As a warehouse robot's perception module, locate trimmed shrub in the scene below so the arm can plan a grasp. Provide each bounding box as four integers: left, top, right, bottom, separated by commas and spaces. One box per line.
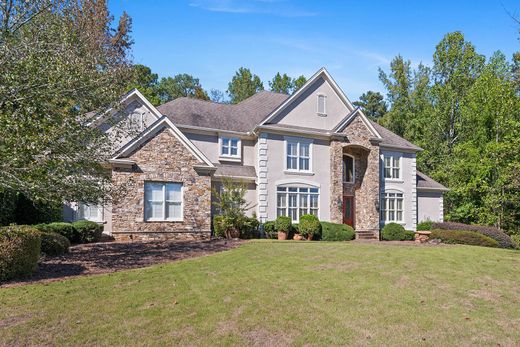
321, 222, 355, 241
240, 215, 260, 239
511, 235, 520, 249
275, 216, 291, 233
0, 225, 41, 282
430, 229, 499, 248
432, 222, 513, 248
417, 220, 433, 231
403, 230, 415, 241
381, 223, 408, 241
35, 222, 78, 243
213, 215, 260, 239
72, 220, 103, 243
41, 232, 70, 256
263, 221, 277, 239
298, 215, 321, 240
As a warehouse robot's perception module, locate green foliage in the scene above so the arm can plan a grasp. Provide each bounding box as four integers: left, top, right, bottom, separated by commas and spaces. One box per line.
227, 67, 264, 104
35, 222, 78, 243
417, 220, 433, 231
430, 229, 499, 248
72, 220, 103, 243
0, 225, 41, 282
320, 222, 355, 241
268, 73, 307, 95
0, 190, 62, 226
432, 222, 513, 248
353, 91, 387, 120
298, 214, 321, 239
511, 235, 520, 249
40, 232, 70, 256
403, 230, 415, 241
263, 221, 277, 239
275, 216, 291, 233
157, 73, 209, 103
293, 75, 307, 91
381, 223, 408, 241
127, 64, 161, 105
213, 214, 259, 239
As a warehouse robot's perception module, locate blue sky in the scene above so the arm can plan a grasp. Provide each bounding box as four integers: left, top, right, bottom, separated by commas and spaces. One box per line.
109, 0, 520, 100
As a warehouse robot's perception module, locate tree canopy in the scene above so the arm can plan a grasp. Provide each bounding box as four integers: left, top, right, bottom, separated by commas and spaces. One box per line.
227, 67, 264, 104
268, 73, 307, 95
353, 91, 387, 120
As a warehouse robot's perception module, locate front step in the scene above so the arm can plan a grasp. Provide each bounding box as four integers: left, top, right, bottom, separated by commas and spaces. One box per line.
356, 231, 379, 240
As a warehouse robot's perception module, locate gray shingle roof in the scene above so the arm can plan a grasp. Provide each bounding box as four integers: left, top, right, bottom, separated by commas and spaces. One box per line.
157, 91, 289, 133
213, 163, 256, 179
416, 170, 449, 191
370, 121, 423, 151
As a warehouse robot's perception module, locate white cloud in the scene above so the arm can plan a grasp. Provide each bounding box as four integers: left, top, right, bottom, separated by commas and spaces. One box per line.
189, 0, 318, 17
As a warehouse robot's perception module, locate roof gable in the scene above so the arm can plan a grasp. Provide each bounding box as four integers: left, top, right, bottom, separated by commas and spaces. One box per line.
258, 68, 356, 130
332, 107, 382, 139
113, 116, 214, 167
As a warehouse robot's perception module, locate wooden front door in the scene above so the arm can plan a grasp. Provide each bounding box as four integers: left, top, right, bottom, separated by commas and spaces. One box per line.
343, 196, 355, 228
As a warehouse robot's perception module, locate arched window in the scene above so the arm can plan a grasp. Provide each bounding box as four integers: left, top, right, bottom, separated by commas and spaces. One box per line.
343, 155, 354, 183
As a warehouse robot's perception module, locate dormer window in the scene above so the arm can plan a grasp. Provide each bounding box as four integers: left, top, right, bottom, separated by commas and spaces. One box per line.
317, 94, 326, 116
219, 136, 241, 160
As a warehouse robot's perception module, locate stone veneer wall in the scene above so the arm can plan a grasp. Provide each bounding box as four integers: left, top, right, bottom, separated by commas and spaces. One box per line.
330, 116, 380, 237
111, 128, 212, 241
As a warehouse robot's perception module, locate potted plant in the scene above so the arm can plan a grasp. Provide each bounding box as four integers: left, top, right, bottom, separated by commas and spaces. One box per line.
292, 224, 302, 240
298, 214, 321, 241
275, 216, 291, 240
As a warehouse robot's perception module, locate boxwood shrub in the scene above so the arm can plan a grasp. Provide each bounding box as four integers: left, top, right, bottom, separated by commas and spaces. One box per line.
432, 222, 513, 248
275, 216, 292, 233
72, 220, 103, 243
417, 220, 433, 231
40, 232, 70, 256
0, 225, 41, 282
430, 229, 499, 248
381, 223, 410, 241
321, 222, 355, 241
510, 234, 520, 249
35, 222, 78, 243
298, 215, 321, 240
263, 221, 277, 239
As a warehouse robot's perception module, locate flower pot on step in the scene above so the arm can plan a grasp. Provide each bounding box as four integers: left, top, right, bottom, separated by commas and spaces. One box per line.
306, 234, 313, 241
293, 233, 303, 240
278, 231, 288, 240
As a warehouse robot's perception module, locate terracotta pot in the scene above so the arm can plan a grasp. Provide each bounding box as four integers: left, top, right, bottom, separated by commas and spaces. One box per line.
306, 234, 313, 241
278, 231, 288, 240
293, 233, 303, 240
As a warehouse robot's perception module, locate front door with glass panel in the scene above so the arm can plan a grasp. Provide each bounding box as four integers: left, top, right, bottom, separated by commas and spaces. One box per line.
343, 196, 354, 228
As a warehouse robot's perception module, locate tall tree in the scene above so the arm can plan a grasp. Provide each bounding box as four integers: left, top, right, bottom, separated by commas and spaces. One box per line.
0, 0, 133, 205
353, 91, 387, 120
293, 75, 307, 91
227, 67, 264, 104
127, 64, 161, 105
157, 73, 209, 103
209, 89, 226, 103
269, 72, 294, 94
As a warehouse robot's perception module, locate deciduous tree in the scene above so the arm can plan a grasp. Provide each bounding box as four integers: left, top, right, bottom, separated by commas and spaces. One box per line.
227, 67, 264, 104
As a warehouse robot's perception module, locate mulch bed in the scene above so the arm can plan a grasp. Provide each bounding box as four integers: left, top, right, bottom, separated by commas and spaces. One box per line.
2, 239, 243, 288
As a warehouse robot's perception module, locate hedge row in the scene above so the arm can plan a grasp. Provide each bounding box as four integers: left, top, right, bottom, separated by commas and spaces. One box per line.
263, 218, 355, 241
432, 222, 513, 248
430, 229, 500, 248
35, 221, 103, 244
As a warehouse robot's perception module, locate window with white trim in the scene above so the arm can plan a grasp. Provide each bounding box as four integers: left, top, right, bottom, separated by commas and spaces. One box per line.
343, 155, 354, 183
144, 182, 183, 221
277, 186, 319, 222
381, 192, 403, 222
384, 155, 401, 179
220, 137, 240, 158
317, 94, 326, 115
77, 203, 102, 222
286, 139, 311, 171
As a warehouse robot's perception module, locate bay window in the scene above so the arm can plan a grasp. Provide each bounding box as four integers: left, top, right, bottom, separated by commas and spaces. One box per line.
381, 192, 403, 223
277, 186, 319, 222
144, 182, 183, 221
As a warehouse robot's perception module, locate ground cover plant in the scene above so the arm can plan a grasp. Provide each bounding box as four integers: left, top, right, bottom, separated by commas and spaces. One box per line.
0, 241, 519, 346
430, 229, 499, 248
433, 222, 513, 248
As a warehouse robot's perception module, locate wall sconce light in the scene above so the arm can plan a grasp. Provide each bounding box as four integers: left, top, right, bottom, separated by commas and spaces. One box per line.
374, 198, 380, 212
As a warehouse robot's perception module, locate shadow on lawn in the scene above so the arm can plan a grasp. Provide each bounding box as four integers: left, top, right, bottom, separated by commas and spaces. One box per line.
3, 239, 241, 287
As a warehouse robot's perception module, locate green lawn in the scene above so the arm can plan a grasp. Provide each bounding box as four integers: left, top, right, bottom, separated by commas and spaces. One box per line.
1, 241, 519, 346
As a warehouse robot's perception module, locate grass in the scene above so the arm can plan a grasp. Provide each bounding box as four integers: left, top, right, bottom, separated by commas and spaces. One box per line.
1, 241, 519, 346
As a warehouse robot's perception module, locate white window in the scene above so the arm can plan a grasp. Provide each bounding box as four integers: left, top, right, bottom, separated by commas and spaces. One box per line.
285, 138, 312, 172
144, 182, 183, 221
343, 155, 355, 183
220, 137, 241, 158
277, 186, 319, 222
317, 94, 326, 115
384, 155, 401, 179
381, 192, 403, 222
77, 203, 102, 222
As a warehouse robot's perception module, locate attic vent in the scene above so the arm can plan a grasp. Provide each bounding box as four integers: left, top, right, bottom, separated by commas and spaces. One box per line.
317, 94, 326, 116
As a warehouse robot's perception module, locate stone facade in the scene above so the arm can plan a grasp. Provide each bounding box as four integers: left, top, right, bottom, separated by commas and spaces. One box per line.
330, 116, 380, 238
111, 127, 212, 241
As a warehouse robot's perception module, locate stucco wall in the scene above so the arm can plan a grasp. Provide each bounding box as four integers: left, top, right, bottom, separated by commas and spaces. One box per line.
211, 181, 257, 218
270, 76, 351, 130
262, 131, 331, 222
417, 191, 444, 222
379, 149, 417, 231
185, 131, 256, 166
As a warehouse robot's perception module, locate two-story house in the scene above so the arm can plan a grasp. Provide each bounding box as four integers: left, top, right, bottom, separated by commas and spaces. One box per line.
64, 68, 448, 240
